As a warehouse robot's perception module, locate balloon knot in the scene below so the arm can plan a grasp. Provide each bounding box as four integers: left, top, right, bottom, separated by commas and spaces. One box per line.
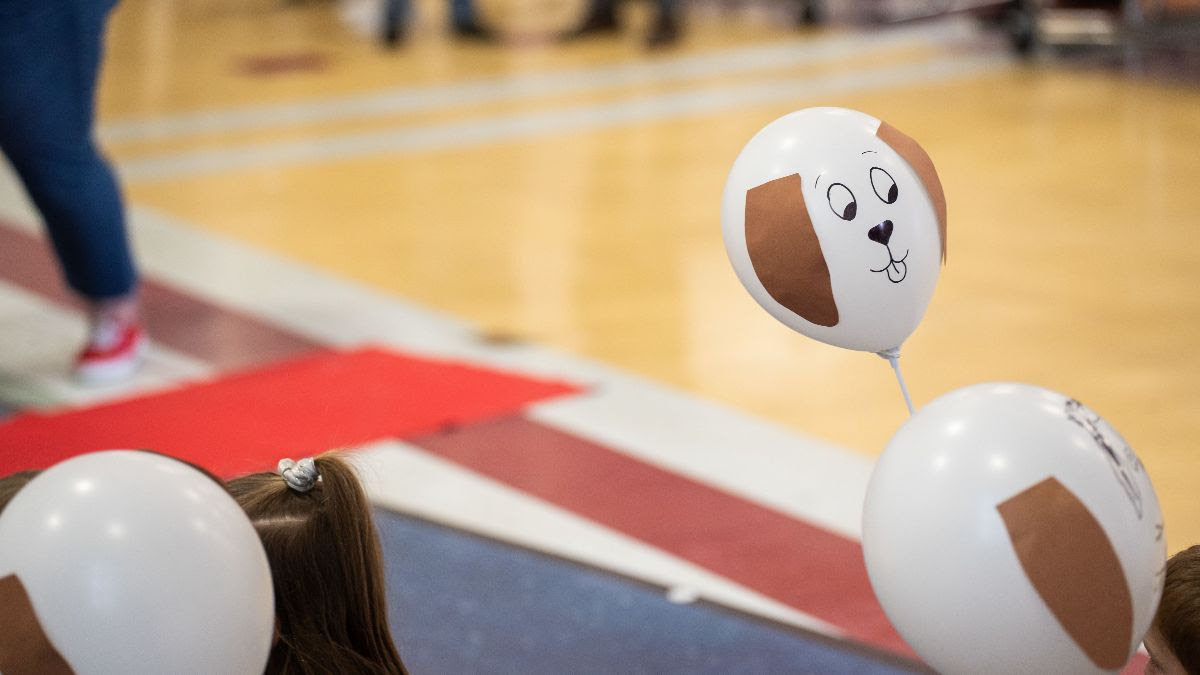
876, 347, 901, 361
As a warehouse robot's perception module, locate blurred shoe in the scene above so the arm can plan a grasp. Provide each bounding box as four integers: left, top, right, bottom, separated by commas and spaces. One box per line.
645, 13, 679, 49
562, 8, 619, 40
74, 313, 146, 385
452, 20, 498, 41
796, 0, 822, 26
381, 9, 406, 47
382, 24, 405, 47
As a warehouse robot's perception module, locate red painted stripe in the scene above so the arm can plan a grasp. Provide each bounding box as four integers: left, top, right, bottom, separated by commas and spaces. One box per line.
408, 416, 913, 655
0, 220, 320, 371
237, 52, 330, 76
0, 347, 578, 478
0, 220, 74, 305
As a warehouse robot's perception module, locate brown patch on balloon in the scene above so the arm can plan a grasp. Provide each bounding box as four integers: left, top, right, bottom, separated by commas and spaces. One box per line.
997, 477, 1133, 670
744, 173, 838, 327
876, 121, 947, 262
0, 574, 74, 674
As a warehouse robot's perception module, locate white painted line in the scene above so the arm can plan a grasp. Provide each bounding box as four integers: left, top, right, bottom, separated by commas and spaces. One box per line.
118, 198, 873, 540
126, 202, 483, 357
116, 52, 1011, 183
354, 440, 844, 637
0, 279, 212, 409
529, 385, 873, 540
1, 161, 873, 535
99, 18, 982, 144
0, 159, 39, 229
0, 163, 878, 619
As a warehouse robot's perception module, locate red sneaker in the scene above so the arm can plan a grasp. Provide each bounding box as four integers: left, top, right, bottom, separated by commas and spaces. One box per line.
73, 316, 147, 384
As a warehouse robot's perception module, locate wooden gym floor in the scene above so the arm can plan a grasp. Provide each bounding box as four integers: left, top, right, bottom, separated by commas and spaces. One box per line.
38, 0, 1200, 551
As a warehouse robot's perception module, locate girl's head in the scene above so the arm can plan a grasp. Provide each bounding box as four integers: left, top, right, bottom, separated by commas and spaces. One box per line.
227, 453, 406, 675
1145, 545, 1200, 675
0, 471, 40, 516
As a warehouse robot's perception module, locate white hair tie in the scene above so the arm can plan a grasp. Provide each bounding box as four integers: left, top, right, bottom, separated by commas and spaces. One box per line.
277, 457, 319, 493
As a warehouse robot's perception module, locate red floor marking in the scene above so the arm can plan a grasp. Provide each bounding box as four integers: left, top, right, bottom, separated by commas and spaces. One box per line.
0, 221, 320, 371
0, 347, 578, 478
0, 220, 74, 306
237, 51, 330, 76
409, 416, 914, 657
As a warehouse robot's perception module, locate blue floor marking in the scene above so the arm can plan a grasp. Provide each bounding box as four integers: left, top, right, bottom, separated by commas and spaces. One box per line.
376, 508, 926, 674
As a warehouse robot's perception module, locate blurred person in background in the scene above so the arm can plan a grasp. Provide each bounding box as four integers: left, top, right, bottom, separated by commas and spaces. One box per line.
379, 0, 496, 45
563, 0, 682, 47
562, 0, 822, 50
0, 0, 145, 384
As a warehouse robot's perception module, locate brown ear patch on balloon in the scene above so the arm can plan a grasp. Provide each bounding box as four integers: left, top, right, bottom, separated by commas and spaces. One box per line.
996, 477, 1132, 670
876, 121, 947, 262
0, 574, 74, 675
744, 173, 838, 327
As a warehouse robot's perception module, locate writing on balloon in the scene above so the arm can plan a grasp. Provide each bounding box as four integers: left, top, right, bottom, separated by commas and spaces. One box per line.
1064, 399, 1144, 519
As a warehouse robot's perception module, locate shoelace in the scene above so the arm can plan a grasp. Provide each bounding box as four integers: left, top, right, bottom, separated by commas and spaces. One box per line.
87, 316, 133, 351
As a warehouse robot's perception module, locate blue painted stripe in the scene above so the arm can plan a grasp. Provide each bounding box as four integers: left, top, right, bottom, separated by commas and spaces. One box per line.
376, 509, 926, 674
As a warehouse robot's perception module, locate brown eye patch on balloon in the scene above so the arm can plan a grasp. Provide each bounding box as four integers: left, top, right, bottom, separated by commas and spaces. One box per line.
996, 477, 1133, 670
875, 121, 946, 262
744, 173, 839, 327
0, 574, 74, 675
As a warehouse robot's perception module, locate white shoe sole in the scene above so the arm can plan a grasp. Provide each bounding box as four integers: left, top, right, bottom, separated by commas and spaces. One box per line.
74, 337, 149, 386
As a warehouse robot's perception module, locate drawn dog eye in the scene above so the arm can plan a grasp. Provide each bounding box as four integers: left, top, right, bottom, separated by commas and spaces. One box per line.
827, 183, 856, 221
870, 167, 898, 204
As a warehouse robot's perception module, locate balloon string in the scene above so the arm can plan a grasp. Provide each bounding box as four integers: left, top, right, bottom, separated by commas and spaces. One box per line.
877, 348, 915, 416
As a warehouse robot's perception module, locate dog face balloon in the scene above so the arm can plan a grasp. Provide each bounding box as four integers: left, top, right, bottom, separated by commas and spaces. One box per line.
722, 107, 946, 353
862, 383, 1164, 673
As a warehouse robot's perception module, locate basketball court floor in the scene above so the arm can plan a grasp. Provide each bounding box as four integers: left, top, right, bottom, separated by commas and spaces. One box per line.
2, 0, 1199, 670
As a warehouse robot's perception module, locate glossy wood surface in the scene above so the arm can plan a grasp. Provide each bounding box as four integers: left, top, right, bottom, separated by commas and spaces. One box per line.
98, 0, 1200, 550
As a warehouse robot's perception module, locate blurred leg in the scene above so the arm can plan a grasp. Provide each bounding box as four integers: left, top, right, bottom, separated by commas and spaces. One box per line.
646, 0, 680, 48
796, 0, 823, 25
0, 0, 137, 302
0, 0, 145, 382
382, 0, 410, 47
450, 0, 496, 39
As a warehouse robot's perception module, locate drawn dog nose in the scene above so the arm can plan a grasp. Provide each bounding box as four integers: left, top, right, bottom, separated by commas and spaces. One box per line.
868, 220, 893, 246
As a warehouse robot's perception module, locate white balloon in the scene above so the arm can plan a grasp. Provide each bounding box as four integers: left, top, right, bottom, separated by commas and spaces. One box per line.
862, 383, 1165, 674
0, 451, 274, 675
721, 107, 946, 353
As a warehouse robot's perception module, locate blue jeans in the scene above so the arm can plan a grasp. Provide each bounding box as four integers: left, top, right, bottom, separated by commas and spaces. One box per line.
0, 0, 137, 300
389, 0, 477, 28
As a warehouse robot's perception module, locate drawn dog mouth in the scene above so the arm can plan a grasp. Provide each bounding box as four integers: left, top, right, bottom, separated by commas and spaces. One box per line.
870, 247, 909, 283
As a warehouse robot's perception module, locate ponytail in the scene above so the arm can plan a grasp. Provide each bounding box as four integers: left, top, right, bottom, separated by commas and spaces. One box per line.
228, 452, 407, 675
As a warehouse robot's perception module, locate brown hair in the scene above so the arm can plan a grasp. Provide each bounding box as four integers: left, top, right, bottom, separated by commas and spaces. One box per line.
1154, 545, 1200, 674
0, 470, 40, 516
143, 450, 228, 489
227, 453, 407, 675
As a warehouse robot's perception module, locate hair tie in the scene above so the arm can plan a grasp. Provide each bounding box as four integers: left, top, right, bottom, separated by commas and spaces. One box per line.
277, 457, 319, 493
